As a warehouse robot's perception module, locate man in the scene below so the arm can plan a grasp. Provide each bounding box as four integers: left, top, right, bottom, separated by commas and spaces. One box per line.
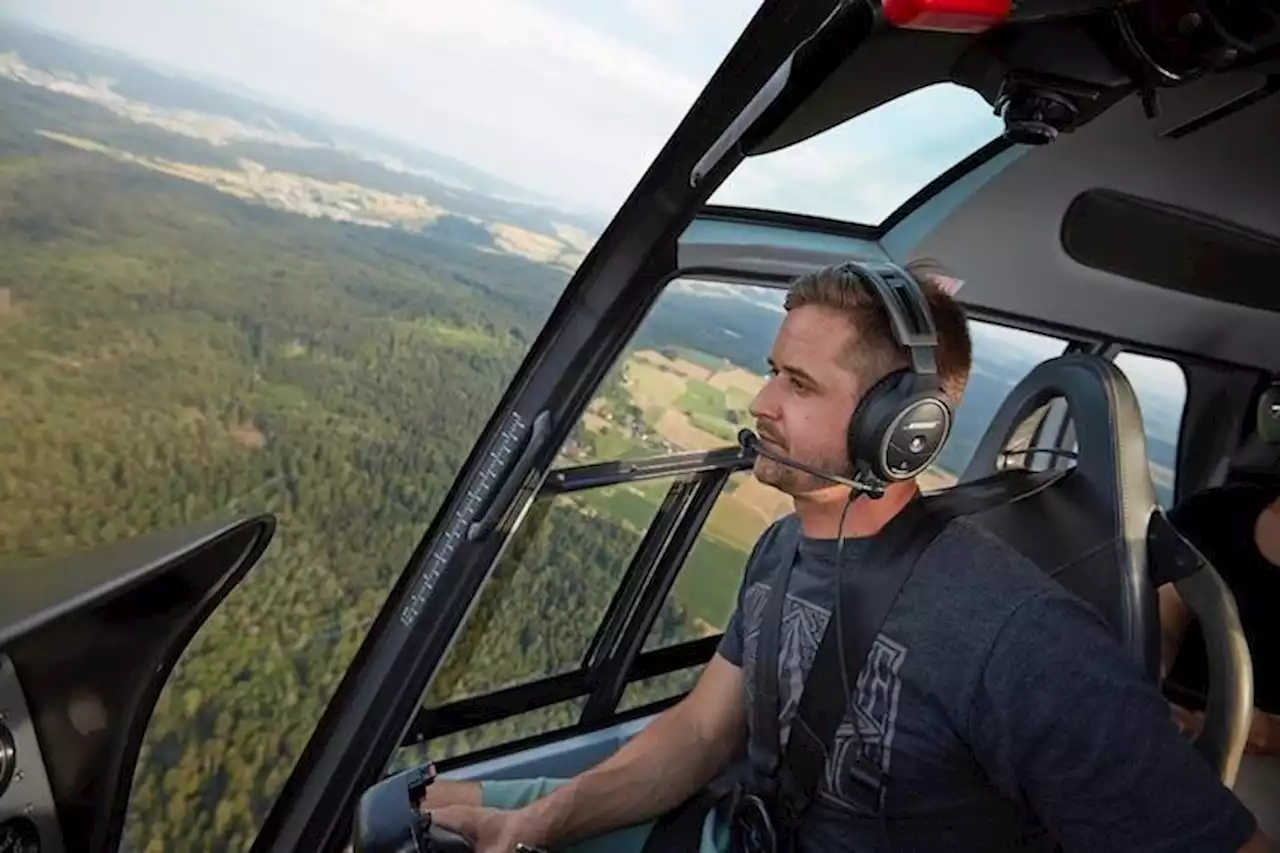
1158, 480, 1280, 840
1160, 481, 1280, 751
425, 262, 1268, 852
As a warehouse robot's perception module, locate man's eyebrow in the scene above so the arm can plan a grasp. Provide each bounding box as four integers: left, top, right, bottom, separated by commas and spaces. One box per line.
767, 357, 820, 388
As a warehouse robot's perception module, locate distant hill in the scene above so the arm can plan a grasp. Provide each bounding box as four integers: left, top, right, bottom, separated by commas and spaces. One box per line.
0, 18, 607, 237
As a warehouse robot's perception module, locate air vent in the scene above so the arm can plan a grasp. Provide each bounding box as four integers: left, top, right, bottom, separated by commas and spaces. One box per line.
1062, 189, 1280, 313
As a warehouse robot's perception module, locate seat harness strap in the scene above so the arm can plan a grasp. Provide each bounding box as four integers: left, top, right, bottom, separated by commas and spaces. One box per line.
646, 488, 989, 853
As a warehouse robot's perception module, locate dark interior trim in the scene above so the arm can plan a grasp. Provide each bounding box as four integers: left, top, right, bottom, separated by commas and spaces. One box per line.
1061, 188, 1280, 314
3, 514, 276, 852
404, 636, 721, 747
545, 446, 752, 495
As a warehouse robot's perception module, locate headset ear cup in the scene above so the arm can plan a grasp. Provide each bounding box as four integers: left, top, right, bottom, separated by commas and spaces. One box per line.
848, 369, 910, 479
850, 370, 954, 483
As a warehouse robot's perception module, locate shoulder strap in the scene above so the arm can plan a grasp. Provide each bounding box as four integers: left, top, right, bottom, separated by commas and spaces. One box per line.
773, 488, 998, 829
747, 515, 802, 785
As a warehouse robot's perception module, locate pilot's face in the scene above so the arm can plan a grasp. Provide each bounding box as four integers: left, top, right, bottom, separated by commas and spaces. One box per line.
749, 304, 862, 496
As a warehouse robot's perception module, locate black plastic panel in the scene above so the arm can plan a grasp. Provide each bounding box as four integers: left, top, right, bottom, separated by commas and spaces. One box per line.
0, 514, 274, 852
1062, 188, 1280, 313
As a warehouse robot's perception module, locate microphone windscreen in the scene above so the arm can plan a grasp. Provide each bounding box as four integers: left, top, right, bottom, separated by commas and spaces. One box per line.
737, 428, 757, 451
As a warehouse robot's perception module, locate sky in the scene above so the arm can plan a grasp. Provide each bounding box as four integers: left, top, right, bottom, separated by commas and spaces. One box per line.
4, 0, 1004, 220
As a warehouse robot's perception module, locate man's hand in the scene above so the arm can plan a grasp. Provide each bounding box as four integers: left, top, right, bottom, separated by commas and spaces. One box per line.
1170, 700, 1280, 757
1246, 710, 1279, 756
430, 804, 548, 853
1170, 701, 1205, 738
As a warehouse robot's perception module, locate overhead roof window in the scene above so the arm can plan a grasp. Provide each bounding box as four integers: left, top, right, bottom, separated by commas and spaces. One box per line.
708, 82, 1006, 227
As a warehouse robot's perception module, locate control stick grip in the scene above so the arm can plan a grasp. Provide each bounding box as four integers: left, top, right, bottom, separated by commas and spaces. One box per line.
421, 820, 473, 853
353, 762, 476, 853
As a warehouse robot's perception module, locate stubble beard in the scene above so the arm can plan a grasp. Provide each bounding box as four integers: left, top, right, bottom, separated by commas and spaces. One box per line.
753, 452, 841, 496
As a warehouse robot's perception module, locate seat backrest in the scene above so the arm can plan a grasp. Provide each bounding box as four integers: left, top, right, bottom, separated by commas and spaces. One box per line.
948, 353, 1251, 785
955, 353, 1162, 682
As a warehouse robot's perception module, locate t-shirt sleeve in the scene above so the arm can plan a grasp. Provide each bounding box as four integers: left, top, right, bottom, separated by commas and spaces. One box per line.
715, 517, 786, 667
968, 589, 1258, 852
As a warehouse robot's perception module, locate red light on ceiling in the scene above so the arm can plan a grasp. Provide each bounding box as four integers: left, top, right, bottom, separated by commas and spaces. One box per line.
882, 0, 1012, 32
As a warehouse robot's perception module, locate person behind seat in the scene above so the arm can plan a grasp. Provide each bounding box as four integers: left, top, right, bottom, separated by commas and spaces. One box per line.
423, 261, 1268, 853
1159, 481, 1280, 751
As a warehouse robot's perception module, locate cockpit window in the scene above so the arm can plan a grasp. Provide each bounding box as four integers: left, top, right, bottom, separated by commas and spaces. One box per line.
0, 3, 761, 852
708, 83, 1005, 226
1112, 351, 1188, 506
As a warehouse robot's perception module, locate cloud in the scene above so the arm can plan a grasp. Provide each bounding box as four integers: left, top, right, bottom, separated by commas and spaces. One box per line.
710, 82, 1003, 224
264, 0, 755, 213
8, 0, 1001, 221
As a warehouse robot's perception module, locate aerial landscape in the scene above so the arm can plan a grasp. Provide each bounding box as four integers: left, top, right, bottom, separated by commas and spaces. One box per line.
0, 16, 1183, 853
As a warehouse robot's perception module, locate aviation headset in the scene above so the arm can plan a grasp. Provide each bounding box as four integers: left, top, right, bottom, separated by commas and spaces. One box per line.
829, 259, 955, 487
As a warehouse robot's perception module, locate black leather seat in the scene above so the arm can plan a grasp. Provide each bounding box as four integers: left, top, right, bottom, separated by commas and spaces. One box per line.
944, 353, 1250, 786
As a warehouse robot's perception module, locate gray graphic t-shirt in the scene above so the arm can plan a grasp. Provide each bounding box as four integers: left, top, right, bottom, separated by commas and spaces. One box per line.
717, 513, 1257, 853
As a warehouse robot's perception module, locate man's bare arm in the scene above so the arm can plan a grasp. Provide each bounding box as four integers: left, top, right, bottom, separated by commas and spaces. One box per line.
517, 652, 746, 847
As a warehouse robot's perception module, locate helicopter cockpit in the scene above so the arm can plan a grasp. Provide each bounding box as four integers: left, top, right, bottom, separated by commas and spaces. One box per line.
2, 0, 1280, 850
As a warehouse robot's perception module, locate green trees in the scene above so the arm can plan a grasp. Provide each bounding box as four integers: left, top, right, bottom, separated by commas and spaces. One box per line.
0, 110, 736, 853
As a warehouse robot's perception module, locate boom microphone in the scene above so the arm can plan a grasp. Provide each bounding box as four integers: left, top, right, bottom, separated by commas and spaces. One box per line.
736, 428, 882, 496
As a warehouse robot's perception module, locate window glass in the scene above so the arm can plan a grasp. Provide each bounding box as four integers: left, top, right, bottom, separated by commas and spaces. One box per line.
425, 482, 671, 708
708, 83, 1005, 225
926, 320, 1070, 486
1112, 352, 1188, 506
556, 280, 787, 467
642, 470, 791, 652
0, 5, 758, 852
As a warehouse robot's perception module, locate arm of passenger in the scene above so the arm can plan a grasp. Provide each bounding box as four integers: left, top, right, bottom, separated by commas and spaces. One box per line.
1158, 582, 1195, 680
968, 589, 1263, 853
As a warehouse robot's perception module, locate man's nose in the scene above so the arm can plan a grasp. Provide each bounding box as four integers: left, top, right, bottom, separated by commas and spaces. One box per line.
750, 376, 780, 422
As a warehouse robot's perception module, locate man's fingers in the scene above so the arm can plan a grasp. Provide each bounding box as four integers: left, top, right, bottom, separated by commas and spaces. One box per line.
430, 805, 478, 839
1169, 702, 1202, 735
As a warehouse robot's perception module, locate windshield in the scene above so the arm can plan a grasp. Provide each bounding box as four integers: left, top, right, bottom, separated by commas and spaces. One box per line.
0, 4, 1026, 852
0, 2, 759, 851
709, 82, 1006, 225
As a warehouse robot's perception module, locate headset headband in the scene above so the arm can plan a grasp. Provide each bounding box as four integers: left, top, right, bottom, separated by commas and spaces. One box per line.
832, 260, 940, 378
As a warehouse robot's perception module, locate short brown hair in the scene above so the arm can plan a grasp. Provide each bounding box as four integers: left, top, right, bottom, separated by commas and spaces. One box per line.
784, 259, 972, 403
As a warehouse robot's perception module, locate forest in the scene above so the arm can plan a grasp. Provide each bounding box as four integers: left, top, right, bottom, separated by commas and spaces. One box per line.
0, 71, 774, 853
